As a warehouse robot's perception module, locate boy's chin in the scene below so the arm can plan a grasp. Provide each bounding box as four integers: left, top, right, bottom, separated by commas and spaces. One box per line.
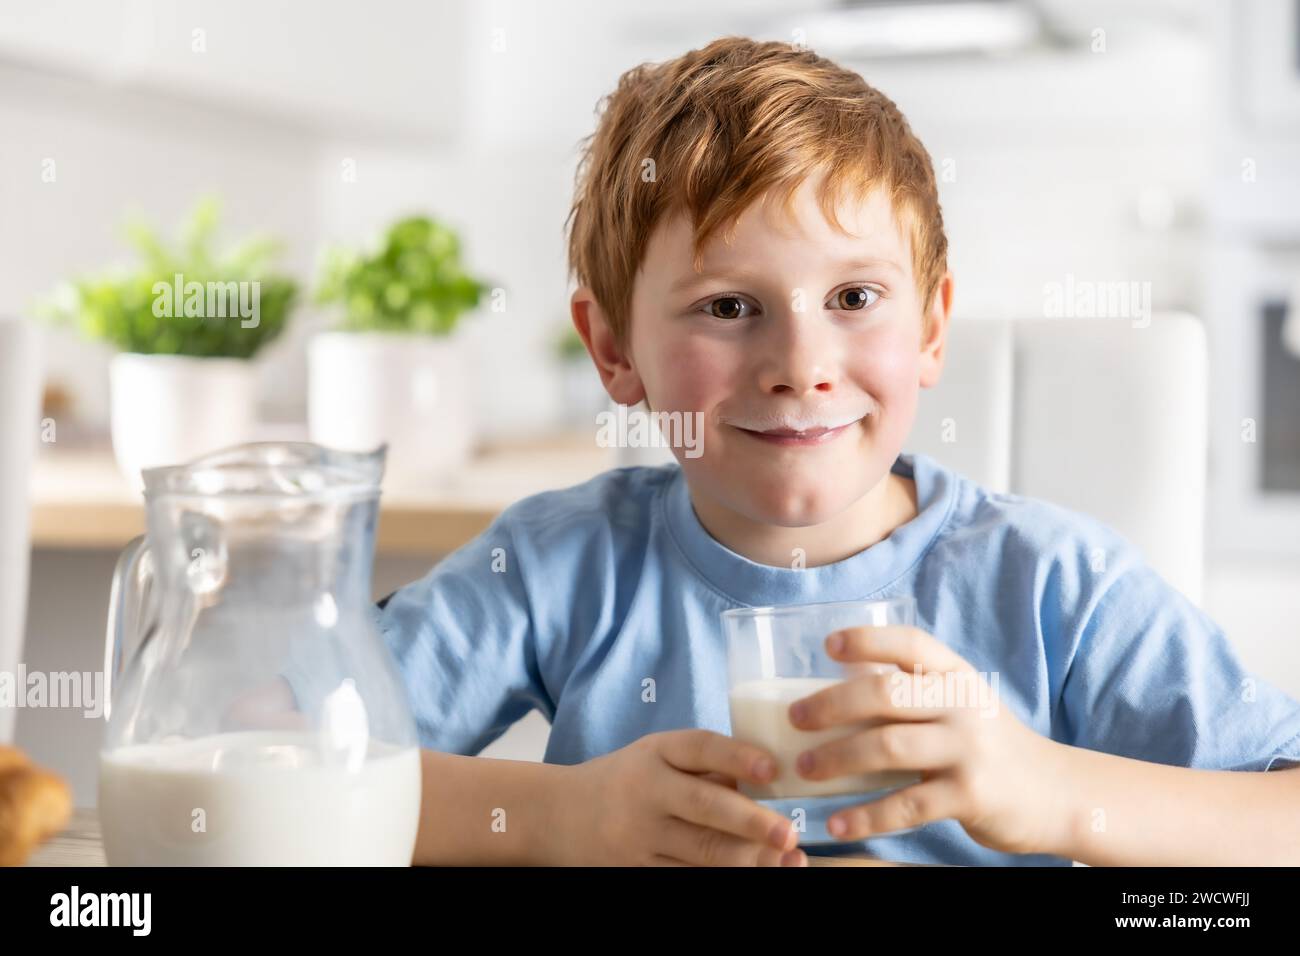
728, 478, 867, 529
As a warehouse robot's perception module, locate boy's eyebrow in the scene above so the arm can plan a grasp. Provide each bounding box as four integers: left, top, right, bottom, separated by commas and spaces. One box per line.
669, 257, 904, 293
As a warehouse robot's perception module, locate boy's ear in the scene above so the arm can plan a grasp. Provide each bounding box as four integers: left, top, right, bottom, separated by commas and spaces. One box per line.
918, 271, 954, 389
570, 287, 646, 406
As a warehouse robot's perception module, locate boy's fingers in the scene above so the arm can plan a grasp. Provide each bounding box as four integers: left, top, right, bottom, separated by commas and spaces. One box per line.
827, 780, 960, 842
658, 729, 775, 784
797, 722, 959, 780
667, 774, 797, 851
789, 671, 947, 729
698, 771, 740, 790
659, 817, 801, 867
826, 625, 973, 673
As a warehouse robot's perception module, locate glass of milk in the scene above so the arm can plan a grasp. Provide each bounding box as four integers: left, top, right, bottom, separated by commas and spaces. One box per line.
723, 597, 921, 842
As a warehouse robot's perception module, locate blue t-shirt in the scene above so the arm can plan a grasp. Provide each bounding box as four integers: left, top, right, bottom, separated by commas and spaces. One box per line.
290, 451, 1300, 866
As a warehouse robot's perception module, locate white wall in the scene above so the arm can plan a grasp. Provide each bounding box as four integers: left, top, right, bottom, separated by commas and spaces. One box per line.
1, 0, 1215, 435
0, 60, 322, 424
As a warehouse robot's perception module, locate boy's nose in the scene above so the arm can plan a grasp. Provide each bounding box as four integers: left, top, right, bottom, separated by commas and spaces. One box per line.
756, 311, 839, 396
762, 369, 835, 396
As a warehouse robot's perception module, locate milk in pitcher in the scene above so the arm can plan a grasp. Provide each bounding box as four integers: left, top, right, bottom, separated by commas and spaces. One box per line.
98, 730, 421, 866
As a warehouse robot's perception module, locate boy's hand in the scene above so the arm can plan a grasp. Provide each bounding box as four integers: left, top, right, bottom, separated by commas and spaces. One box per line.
788, 625, 1066, 857
555, 729, 807, 866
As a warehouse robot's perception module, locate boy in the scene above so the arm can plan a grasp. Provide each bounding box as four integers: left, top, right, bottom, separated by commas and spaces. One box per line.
350, 37, 1300, 865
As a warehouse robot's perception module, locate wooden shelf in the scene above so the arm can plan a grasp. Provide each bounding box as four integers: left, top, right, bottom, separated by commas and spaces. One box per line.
30, 433, 618, 556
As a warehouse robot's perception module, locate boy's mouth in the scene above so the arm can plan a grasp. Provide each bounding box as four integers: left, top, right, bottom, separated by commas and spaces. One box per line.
733, 417, 863, 447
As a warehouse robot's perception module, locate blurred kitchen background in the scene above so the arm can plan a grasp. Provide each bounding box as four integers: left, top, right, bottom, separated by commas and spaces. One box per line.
3, 0, 1300, 805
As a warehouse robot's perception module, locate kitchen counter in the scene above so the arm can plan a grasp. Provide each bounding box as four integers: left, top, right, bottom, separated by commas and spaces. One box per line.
25, 809, 106, 866
30, 431, 618, 556
26, 808, 908, 866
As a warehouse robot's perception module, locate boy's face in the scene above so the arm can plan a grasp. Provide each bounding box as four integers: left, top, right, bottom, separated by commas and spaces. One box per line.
576, 173, 951, 529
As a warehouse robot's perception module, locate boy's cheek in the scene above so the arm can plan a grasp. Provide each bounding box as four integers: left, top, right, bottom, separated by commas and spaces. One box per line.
642, 350, 736, 414
847, 329, 924, 399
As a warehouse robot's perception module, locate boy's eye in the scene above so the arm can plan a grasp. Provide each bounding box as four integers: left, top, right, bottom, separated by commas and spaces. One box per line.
707, 296, 754, 320
831, 286, 880, 311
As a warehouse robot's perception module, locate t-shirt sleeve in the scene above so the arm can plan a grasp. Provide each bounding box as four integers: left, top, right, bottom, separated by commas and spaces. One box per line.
1058, 551, 1300, 774
279, 508, 552, 757
375, 511, 554, 755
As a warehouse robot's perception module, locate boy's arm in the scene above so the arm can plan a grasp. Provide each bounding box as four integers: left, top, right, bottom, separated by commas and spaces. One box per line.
1040, 741, 1300, 866
1048, 541, 1300, 864
412, 750, 575, 865
378, 586, 573, 864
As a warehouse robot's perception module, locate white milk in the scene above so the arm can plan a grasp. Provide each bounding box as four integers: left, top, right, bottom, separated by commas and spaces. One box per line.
98, 730, 421, 866
729, 677, 920, 800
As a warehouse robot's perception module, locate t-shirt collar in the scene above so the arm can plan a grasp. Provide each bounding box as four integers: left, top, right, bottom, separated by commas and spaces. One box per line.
660, 450, 956, 607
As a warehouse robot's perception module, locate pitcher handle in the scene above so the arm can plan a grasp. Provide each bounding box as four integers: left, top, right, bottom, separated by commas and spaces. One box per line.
103, 535, 154, 721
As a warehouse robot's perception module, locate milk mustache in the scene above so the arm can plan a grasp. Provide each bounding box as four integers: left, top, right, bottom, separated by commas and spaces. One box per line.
98, 730, 421, 866
729, 677, 920, 799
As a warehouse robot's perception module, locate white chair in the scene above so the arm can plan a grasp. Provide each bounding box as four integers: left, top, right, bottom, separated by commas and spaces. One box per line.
910, 313, 1207, 606
0, 316, 43, 743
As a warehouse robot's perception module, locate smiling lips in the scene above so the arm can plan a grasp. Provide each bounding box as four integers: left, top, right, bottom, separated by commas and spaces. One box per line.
734, 418, 863, 446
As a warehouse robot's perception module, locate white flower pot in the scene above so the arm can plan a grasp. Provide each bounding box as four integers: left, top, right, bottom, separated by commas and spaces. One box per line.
308, 331, 473, 487
109, 353, 258, 492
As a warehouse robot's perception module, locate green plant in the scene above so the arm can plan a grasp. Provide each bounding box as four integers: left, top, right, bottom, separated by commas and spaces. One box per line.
314, 215, 489, 335
37, 197, 297, 358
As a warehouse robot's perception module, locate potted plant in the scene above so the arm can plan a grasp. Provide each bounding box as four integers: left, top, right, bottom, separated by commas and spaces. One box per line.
39, 198, 297, 489
310, 215, 489, 484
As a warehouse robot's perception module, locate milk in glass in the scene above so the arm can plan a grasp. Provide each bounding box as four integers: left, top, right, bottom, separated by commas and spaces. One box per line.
729, 677, 920, 799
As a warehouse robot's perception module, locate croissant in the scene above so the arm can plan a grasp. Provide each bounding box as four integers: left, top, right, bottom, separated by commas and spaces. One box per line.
0, 745, 73, 866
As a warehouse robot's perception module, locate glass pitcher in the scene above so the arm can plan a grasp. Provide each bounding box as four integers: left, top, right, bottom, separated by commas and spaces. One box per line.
98, 441, 421, 866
